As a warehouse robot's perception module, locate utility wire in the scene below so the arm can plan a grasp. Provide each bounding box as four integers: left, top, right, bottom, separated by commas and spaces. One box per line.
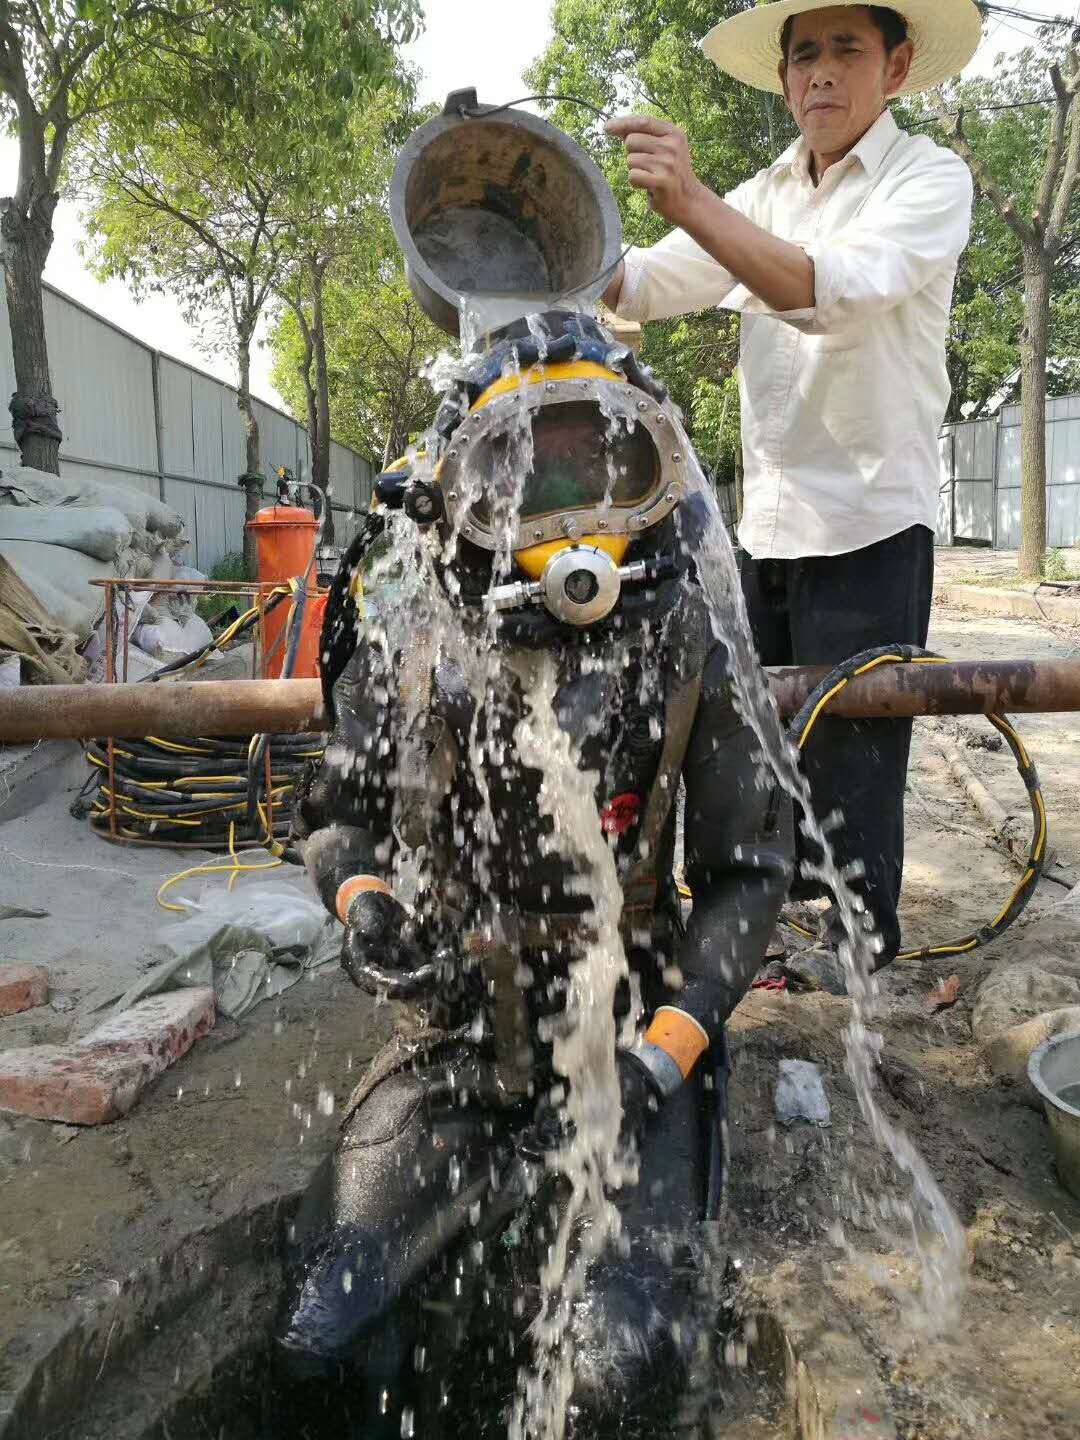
979, 1, 1078, 26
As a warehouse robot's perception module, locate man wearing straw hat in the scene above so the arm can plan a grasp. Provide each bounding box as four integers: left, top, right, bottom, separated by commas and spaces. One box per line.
604, 2, 982, 979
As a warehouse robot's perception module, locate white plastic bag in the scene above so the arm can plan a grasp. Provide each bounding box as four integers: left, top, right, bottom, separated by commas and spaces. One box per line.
775, 1059, 831, 1126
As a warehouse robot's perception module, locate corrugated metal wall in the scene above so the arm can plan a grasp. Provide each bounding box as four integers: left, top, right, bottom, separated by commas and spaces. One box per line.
0, 281, 375, 574
939, 394, 1080, 549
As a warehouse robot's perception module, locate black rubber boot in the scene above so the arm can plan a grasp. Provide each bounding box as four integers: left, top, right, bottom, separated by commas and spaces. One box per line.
280, 1061, 532, 1372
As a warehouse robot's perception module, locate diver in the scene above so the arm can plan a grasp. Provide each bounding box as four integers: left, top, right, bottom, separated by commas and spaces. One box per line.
280, 308, 792, 1436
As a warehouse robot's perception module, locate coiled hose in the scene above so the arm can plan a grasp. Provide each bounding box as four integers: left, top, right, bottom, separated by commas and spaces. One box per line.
75, 578, 323, 860
782, 644, 1047, 961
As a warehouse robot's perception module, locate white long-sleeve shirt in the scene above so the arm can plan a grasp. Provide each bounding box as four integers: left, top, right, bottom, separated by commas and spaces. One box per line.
615, 110, 973, 559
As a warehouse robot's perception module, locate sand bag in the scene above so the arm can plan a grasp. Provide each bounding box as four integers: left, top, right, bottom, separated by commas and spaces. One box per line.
0, 504, 132, 562
0, 464, 184, 538
0, 555, 87, 683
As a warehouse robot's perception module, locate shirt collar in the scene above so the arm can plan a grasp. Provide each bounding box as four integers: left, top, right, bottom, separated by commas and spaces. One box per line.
775, 108, 900, 183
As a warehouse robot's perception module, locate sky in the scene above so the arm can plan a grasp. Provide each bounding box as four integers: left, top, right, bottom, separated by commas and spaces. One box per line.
0, 0, 1068, 414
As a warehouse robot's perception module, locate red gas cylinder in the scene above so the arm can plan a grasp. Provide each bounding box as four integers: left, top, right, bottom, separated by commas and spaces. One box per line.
246, 505, 325, 679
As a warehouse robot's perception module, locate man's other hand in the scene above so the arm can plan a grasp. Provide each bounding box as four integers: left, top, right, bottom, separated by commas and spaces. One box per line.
606, 114, 705, 228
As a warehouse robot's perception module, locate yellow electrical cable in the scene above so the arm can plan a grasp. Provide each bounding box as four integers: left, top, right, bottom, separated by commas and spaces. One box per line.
792, 649, 1046, 966
156, 850, 283, 912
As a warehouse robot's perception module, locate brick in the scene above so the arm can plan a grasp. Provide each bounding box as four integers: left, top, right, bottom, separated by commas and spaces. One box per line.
79, 987, 216, 1067
0, 964, 49, 1017
0, 987, 215, 1125
0, 1046, 153, 1126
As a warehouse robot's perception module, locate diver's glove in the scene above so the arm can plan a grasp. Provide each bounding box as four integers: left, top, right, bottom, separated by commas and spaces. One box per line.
338, 884, 439, 999
617, 1051, 664, 1147
619, 1005, 711, 1142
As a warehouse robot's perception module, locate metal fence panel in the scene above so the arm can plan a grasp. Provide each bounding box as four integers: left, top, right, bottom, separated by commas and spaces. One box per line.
159, 358, 196, 479
44, 290, 159, 474
0, 282, 374, 575
191, 370, 226, 487
163, 477, 199, 560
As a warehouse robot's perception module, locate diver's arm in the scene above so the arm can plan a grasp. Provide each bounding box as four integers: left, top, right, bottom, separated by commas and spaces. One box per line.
292, 641, 399, 919
676, 645, 794, 1039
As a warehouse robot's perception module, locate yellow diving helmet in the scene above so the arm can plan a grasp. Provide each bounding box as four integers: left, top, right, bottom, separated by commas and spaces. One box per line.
436, 359, 688, 626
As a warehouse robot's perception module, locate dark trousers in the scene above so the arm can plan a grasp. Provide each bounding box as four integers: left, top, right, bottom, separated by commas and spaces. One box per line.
740, 525, 934, 961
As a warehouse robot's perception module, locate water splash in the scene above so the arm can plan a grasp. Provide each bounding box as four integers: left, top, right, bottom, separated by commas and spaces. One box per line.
328, 307, 964, 1440
671, 421, 967, 1332
507, 651, 633, 1440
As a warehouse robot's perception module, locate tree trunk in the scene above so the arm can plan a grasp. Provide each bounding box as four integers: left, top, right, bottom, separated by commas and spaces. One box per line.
236, 335, 262, 577
1017, 253, 1051, 579
0, 192, 61, 474
310, 265, 334, 545
298, 334, 318, 476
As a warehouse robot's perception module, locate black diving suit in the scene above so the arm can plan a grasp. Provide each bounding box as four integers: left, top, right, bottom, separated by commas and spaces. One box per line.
281, 516, 792, 1436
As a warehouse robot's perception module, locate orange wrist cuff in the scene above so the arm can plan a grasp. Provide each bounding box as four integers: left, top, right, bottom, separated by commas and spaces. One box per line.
644, 1005, 710, 1080
335, 874, 393, 924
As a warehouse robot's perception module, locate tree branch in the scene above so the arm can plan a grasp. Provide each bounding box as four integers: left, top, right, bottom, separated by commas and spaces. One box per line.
933, 101, 1037, 248
1047, 48, 1080, 251
1034, 63, 1070, 235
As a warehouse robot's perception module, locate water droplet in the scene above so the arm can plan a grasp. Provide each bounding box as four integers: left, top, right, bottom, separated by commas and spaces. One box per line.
400, 1406, 415, 1438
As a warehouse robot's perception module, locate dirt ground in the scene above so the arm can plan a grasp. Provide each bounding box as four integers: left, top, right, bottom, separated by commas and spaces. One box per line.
1, 582, 1080, 1438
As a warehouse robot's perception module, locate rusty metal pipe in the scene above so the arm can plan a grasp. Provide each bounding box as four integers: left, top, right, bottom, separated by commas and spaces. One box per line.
2, 661, 1080, 745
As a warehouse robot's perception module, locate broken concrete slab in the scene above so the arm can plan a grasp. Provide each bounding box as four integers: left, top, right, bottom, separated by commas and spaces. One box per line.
0, 987, 215, 1125
937, 582, 1080, 624
0, 964, 48, 1016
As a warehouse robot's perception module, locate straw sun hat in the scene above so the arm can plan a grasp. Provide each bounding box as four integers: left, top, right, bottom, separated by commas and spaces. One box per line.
702, 0, 983, 97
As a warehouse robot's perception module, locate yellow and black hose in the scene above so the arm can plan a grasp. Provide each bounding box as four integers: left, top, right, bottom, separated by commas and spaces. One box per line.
783, 644, 1046, 962
76, 580, 323, 856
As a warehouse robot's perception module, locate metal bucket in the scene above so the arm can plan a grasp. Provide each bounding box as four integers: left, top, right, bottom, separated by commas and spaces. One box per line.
390, 89, 623, 340
1028, 1030, 1080, 1200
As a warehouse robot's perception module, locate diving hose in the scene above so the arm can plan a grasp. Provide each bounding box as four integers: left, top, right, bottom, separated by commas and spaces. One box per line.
781, 644, 1047, 962
76, 577, 324, 880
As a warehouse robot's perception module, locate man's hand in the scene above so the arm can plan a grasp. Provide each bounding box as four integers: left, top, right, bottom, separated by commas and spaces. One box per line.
606, 115, 706, 229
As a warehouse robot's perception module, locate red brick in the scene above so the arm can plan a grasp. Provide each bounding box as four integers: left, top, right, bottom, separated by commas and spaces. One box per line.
0, 963, 49, 1016
79, 987, 216, 1066
0, 987, 215, 1125
0, 1046, 153, 1125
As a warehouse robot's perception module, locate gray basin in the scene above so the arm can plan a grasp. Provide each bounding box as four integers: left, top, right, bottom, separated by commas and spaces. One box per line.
1029, 1029, 1080, 1200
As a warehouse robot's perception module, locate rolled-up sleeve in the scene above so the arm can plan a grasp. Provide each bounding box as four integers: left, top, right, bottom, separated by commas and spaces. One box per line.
791, 149, 973, 335
614, 177, 758, 323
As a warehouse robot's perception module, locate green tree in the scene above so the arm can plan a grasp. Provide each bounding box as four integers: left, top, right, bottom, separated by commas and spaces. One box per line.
272, 85, 422, 539
527, 0, 788, 480
0, 0, 238, 473
74, 0, 419, 570
931, 33, 1079, 577
272, 255, 444, 470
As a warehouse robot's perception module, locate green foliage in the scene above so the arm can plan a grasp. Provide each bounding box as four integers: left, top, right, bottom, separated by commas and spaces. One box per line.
900, 37, 1080, 419
271, 258, 445, 466
73, 3, 420, 344
1042, 548, 1080, 582
196, 551, 251, 622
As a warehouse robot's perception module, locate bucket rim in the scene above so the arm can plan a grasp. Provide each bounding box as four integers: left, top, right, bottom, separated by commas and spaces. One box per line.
1028, 1029, 1080, 1117
389, 97, 623, 339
